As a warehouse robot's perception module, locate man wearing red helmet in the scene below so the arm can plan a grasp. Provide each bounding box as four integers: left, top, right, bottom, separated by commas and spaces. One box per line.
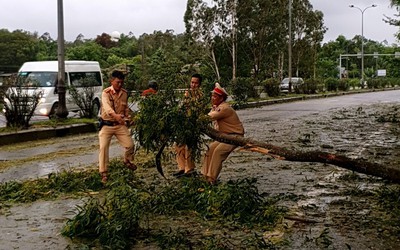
202, 82, 244, 184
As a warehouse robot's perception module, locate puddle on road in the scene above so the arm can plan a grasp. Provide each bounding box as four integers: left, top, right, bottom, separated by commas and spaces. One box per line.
37, 162, 59, 177
0, 198, 85, 249
0, 138, 123, 183
0, 160, 67, 182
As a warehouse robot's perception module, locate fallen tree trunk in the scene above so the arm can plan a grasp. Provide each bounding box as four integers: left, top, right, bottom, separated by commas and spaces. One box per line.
204, 127, 400, 184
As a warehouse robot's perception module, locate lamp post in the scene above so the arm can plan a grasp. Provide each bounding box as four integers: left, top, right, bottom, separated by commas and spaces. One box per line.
56, 0, 68, 118
349, 4, 377, 88
288, 0, 292, 92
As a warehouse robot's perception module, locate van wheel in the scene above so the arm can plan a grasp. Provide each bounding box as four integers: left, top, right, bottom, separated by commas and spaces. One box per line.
49, 103, 58, 120
92, 100, 100, 117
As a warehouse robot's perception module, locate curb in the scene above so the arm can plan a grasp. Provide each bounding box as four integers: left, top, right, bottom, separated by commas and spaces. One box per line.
0, 123, 98, 146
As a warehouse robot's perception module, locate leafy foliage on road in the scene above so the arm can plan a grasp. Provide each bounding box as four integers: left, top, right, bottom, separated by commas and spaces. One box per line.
0, 169, 102, 203
61, 161, 284, 249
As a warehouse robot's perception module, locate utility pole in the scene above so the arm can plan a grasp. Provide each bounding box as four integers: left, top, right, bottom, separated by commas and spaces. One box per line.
288, 0, 292, 92
56, 0, 68, 118
231, 0, 238, 82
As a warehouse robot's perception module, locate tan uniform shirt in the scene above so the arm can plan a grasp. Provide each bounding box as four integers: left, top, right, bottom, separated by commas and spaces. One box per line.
175, 88, 204, 173
208, 102, 244, 135
100, 86, 130, 121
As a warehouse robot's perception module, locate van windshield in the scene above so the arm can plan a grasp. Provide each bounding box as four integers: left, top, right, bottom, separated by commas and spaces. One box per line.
17, 72, 58, 87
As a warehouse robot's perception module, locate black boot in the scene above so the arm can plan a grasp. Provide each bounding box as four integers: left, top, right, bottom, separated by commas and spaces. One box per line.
172, 170, 185, 177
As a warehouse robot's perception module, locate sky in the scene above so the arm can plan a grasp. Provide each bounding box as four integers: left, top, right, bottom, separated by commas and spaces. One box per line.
311, 0, 399, 45
0, 0, 399, 45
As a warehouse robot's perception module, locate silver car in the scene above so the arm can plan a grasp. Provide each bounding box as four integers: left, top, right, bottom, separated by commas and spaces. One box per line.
280, 77, 304, 93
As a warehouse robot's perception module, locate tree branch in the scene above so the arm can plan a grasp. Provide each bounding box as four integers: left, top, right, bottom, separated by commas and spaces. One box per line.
203, 126, 400, 184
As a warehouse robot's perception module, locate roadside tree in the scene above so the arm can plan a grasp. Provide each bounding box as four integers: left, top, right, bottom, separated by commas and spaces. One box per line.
0, 29, 38, 73
68, 75, 101, 118
2, 75, 43, 128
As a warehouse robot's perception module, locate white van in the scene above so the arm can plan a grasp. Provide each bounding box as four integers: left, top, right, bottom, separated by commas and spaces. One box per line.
16, 61, 103, 117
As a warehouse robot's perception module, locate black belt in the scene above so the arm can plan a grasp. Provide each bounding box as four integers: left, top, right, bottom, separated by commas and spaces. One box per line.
102, 120, 120, 126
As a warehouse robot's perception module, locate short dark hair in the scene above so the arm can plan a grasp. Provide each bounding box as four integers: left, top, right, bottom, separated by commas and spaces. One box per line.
111, 70, 125, 80
148, 80, 158, 90
191, 73, 202, 84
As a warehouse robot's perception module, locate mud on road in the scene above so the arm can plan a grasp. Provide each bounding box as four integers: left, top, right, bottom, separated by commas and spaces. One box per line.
0, 100, 399, 249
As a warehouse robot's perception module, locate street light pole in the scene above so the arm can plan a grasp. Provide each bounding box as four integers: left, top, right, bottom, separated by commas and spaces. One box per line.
56, 0, 68, 118
349, 4, 377, 88
288, 0, 292, 92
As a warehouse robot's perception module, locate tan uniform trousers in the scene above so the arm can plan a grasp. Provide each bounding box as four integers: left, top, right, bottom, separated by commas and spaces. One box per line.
99, 125, 134, 173
201, 141, 237, 182
175, 144, 196, 173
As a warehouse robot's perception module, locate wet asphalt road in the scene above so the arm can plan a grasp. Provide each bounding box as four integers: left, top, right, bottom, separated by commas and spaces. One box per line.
240, 89, 399, 145
0, 89, 399, 183
240, 89, 399, 123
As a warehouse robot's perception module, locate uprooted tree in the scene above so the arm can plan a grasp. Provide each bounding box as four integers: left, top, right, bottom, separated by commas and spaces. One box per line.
133, 84, 400, 184
205, 127, 400, 184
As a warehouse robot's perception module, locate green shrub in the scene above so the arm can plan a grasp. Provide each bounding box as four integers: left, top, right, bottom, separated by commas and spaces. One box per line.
301, 78, 318, 94
231, 77, 258, 106
314, 78, 326, 93
3, 81, 43, 128
380, 78, 390, 88
387, 77, 400, 87
68, 75, 100, 119
338, 78, 350, 91
348, 78, 359, 89
325, 78, 338, 91
262, 78, 280, 97
366, 78, 382, 89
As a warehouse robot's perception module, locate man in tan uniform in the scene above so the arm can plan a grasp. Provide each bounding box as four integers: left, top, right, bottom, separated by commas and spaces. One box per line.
98, 70, 136, 183
174, 73, 203, 177
202, 83, 244, 184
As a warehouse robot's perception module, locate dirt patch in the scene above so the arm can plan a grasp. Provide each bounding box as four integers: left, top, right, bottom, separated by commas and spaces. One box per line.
0, 102, 399, 249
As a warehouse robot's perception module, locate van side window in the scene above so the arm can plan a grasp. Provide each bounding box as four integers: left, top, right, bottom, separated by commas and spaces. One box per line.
69, 72, 102, 87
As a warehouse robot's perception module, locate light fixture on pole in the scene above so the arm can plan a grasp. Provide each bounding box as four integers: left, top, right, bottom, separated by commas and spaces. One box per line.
349, 4, 377, 88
